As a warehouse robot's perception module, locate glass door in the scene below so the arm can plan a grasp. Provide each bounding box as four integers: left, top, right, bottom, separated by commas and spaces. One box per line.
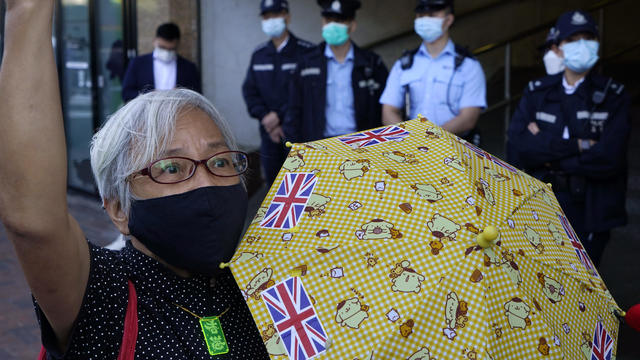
58, 0, 96, 192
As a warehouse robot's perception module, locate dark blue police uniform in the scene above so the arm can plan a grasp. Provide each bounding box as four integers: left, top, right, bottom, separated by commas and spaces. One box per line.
242, 33, 314, 185
283, 42, 388, 142
507, 72, 631, 264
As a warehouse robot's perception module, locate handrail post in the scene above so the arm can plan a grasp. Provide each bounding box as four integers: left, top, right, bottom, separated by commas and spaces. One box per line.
503, 42, 512, 152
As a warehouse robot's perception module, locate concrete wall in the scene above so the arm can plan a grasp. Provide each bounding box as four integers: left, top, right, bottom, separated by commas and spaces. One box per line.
201, 0, 640, 150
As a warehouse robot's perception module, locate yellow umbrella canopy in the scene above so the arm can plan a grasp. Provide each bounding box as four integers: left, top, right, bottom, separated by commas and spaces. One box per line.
226, 117, 622, 360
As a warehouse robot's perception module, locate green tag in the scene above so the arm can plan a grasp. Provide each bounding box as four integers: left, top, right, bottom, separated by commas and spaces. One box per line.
199, 316, 229, 356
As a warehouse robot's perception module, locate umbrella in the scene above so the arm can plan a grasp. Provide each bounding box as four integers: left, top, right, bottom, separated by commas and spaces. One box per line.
224, 117, 625, 359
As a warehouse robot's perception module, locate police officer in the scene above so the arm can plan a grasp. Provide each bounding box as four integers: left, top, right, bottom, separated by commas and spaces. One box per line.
283, 0, 388, 142
542, 26, 565, 76
380, 0, 486, 139
507, 10, 631, 267
242, 0, 314, 185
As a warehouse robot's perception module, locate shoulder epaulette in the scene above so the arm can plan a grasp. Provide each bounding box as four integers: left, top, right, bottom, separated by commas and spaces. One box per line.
296, 39, 314, 48
400, 48, 420, 70
608, 79, 625, 96
527, 75, 560, 92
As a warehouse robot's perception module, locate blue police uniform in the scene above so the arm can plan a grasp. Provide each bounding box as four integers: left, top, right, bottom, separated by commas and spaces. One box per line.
283, 41, 388, 142
242, 33, 314, 184
507, 73, 631, 264
380, 40, 486, 127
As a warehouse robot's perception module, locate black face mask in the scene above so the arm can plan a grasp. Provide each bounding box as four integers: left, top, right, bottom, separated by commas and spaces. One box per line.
128, 184, 248, 276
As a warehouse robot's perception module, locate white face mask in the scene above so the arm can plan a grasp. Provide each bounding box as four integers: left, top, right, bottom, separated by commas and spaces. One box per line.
154, 47, 177, 63
414, 16, 444, 43
261, 17, 287, 38
543, 50, 565, 75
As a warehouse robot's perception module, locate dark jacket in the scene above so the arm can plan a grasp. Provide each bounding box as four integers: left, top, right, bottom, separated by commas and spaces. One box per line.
507, 72, 631, 232
121, 53, 201, 102
284, 42, 389, 142
242, 33, 314, 123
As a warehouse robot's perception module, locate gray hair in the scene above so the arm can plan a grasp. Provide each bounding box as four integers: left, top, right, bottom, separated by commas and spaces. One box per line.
90, 89, 238, 215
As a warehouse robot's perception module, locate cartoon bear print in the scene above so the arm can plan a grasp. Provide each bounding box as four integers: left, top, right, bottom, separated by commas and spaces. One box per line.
524, 225, 544, 254
504, 297, 531, 329
245, 268, 275, 300
427, 213, 461, 241
430, 238, 444, 255
443, 291, 468, 340
304, 142, 327, 151
537, 272, 564, 303
282, 149, 305, 172
261, 324, 286, 356
500, 259, 522, 288
547, 221, 564, 246
579, 331, 592, 359
484, 166, 510, 182
360, 219, 402, 240
383, 151, 419, 164
231, 251, 263, 264
425, 126, 443, 139
538, 337, 550, 356
411, 183, 443, 203
443, 155, 465, 171
399, 319, 415, 338
335, 297, 369, 329
304, 193, 331, 218
407, 347, 434, 360
339, 159, 371, 181
475, 178, 496, 206
389, 260, 425, 293
252, 206, 268, 224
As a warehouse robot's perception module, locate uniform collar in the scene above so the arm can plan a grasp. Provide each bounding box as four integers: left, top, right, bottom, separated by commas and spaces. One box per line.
276, 35, 290, 53
418, 39, 455, 60
562, 74, 586, 95
324, 42, 355, 63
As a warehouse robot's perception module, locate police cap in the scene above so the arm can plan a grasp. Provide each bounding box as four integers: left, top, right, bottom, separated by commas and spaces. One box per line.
555, 10, 599, 42
260, 0, 289, 15
317, 0, 361, 20
415, 0, 454, 13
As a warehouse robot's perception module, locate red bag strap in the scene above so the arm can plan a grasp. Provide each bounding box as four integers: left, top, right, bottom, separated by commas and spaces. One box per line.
38, 279, 138, 360
117, 279, 138, 360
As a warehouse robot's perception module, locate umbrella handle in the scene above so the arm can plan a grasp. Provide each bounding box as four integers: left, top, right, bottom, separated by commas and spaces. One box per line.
477, 226, 499, 248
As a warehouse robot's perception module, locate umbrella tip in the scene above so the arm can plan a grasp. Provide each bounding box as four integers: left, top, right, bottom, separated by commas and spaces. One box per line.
219, 262, 230, 269
477, 226, 499, 248
285, 141, 293, 148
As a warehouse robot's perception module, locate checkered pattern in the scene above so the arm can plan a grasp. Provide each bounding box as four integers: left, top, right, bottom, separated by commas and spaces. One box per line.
229, 118, 621, 359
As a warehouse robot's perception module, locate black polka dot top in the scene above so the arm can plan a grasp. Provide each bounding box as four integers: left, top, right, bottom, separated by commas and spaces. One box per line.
35, 241, 270, 359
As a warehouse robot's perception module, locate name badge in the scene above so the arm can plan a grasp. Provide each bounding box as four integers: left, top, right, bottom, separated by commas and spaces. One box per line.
536, 112, 556, 123
282, 63, 297, 71
301, 67, 321, 77
253, 64, 274, 71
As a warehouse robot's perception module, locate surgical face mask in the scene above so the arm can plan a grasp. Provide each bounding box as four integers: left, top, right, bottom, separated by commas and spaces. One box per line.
543, 50, 565, 75
322, 22, 350, 46
154, 47, 177, 63
261, 17, 286, 38
414, 16, 444, 43
128, 184, 248, 276
560, 39, 599, 73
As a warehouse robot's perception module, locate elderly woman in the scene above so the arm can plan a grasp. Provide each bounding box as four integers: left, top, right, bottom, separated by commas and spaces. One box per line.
0, 1, 269, 358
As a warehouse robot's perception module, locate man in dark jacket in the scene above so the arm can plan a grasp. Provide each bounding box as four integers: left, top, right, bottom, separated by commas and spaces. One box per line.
122, 23, 201, 102
242, 0, 314, 186
507, 10, 631, 267
284, 0, 388, 143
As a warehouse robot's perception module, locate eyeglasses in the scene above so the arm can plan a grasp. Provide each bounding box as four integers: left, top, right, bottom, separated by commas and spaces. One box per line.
137, 151, 249, 184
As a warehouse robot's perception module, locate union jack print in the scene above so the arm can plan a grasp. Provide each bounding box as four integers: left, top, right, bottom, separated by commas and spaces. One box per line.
338, 125, 410, 148
262, 277, 328, 360
558, 214, 597, 276
260, 173, 318, 230
590, 321, 614, 360
461, 140, 518, 173
461, 139, 486, 159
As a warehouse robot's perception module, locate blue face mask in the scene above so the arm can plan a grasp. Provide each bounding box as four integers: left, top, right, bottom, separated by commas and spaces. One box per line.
561, 39, 599, 73
414, 16, 444, 43
322, 22, 350, 46
261, 17, 286, 38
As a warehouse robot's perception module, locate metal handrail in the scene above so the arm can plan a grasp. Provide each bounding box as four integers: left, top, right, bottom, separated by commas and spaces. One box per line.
362, 0, 519, 50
